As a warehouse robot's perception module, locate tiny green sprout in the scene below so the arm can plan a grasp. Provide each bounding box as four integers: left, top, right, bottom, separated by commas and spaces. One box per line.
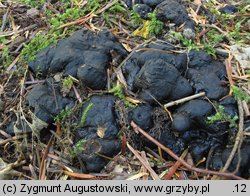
78, 102, 94, 128
21, 33, 58, 63
232, 85, 250, 102
20, 0, 46, 7
54, 108, 72, 123
71, 139, 87, 156
110, 83, 125, 100
63, 76, 74, 88
182, 37, 199, 51
110, 83, 135, 107
229, 22, 243, 42
109, 2, 126, 14
0, 46, 12, 67
130, 9, 143, 27
85, 0, 101, 12
207, 105, 238, 128
148, 12, 164, 36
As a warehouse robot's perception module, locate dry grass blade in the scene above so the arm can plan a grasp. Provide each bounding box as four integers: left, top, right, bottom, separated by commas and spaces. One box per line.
57, 13, 94, 30
39, 137, 53, 180
131, 121, 244, 180
96, 0, 119, 14
225, 55, 234, 95
221, 100, 244, 173
163, 149, 188, 180
63, 170, 96, 179
0, 159, 26, 180
0, 134, 27, 145
127, 142, 160, 180
126, 172, 149, 180
141, 151, 149, 180
164, 92, 206, 108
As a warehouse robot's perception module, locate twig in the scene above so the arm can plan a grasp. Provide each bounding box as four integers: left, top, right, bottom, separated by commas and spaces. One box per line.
127, 143, 160, 180
242, 101, 250, 116
39, 136, 53, 180
0, 160, 26, 177
131, 121, 244, 180
24, 80, 45, 85
225, 55, 234, 95
0, 24, 38, 38
141, 151, 149, 180
73, 85, 82, 103
221, 100, 244, 173
163, 149, 188, 180
0, 134, 27, 145
164, 92, 206, 109
63, 170, 96, 179
126, 172, 149, 180
6, 54, 21, 72
199, 24, 225, 34
96, 0, 119, 14
57, 13, 94, 29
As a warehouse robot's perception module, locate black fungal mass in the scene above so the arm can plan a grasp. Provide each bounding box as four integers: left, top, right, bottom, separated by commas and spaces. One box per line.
29, 29, 127, 90
219, 5, 238, 14
155, 0, 195, 29
22, 6, 248, 176
133, 59, 192, 102
134, 4, 152, 20
128, 104, 154, 131
78, 139, 121, 172
26, 80, 74, 123
74, 95, 119, 141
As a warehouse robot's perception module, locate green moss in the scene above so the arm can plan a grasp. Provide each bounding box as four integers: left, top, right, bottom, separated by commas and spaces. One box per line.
110, 83, 125, 100
232, 85, 249, 102
71, 139, 87, 156
54, 108, 73, 123
204, 29, 224, 56
110, 83, 135, 107
21, 32, 59, 62
20, 0, 46, 7
148, 12, 164, 36
130, 9, 143, 27
77, 102, 94, 128
0, 46, 12, 68
207, 105, 238, 128
109, 2, 126, 14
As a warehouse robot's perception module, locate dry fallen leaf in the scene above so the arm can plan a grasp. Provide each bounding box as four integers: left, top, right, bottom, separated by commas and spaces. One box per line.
132, 20, 150, 39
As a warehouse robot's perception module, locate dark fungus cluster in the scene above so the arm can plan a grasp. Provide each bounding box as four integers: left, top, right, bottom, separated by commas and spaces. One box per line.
10, 0, 249, 177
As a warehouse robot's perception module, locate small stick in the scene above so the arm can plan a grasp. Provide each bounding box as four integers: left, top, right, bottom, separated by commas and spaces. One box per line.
72, 85, 82, 103
96, 0, 119, 14
57, 13, 93, 30
221, 100, 244, 173
242, 100, 250, 116
0, 24, 37, 38
24, 80, 45, 85
163, 149, 188, 180
141, 151, 149, 180
131, 121, 244, 180
63, 170, 96, 179
0, 135, 27, 145
127, 142, 160, 180
164, 92, 206, 108
0, 129, 11, 138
